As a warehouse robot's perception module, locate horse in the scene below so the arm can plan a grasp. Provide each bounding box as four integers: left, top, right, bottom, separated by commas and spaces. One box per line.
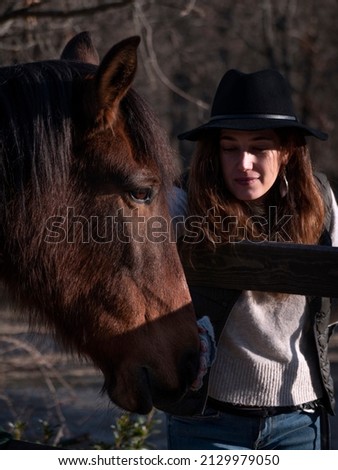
0, 32, 200, 415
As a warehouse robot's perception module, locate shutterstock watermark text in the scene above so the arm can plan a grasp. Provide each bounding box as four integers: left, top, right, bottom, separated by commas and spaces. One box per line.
44, 206, 292, 244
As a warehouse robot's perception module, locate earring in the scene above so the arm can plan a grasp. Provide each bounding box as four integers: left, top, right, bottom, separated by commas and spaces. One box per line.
279, 169, 289, 198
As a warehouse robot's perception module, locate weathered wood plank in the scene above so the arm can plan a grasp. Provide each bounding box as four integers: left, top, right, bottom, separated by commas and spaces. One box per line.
183, 242, 338, 297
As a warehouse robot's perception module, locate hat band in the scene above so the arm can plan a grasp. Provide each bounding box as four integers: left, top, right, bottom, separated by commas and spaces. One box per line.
210, 113, 297, 122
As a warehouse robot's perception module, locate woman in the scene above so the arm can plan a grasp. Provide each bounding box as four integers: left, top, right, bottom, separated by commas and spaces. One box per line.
167, 69, 338, 450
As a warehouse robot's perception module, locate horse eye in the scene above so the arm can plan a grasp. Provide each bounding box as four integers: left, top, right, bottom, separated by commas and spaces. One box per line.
129, 187, 153, 203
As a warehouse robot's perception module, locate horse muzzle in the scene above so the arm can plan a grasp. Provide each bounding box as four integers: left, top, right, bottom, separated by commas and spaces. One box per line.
104, 348, 200, 414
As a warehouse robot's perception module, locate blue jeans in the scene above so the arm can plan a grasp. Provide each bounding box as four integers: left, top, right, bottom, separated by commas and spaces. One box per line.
167, 407, 322, 450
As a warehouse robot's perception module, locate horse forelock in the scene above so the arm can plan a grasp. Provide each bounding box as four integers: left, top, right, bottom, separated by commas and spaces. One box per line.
121, 89, 180, 190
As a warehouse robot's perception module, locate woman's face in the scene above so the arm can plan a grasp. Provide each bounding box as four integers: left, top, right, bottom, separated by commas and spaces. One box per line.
219, 129, 283, 201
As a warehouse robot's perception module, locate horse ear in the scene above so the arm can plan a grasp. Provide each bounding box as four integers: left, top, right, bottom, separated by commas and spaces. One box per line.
94, 36, 141, 129
60, 31, 100, 66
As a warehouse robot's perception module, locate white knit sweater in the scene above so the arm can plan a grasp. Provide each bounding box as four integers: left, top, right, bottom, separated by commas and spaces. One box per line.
208, 291, 323, 406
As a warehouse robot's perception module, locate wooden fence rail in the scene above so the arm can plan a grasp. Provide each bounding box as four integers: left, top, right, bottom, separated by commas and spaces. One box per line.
183, 242, 338, 297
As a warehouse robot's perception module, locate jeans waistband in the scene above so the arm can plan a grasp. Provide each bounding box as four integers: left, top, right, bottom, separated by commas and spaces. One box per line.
207, 397, 322, 417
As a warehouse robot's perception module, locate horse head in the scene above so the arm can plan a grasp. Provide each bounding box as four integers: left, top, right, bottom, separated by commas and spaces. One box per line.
0, 32, 200, 414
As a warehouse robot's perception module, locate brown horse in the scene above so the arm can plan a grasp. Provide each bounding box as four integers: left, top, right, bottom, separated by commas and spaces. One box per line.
0, 32, 199, 414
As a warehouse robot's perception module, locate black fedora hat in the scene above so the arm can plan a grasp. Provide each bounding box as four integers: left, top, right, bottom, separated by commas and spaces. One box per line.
178, 69, 328, 141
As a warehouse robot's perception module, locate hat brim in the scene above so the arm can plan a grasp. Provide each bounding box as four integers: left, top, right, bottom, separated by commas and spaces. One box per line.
178, 118, 328, 141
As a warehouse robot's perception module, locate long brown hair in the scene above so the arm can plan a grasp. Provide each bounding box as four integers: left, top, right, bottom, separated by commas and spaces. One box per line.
184, 129, 325, 249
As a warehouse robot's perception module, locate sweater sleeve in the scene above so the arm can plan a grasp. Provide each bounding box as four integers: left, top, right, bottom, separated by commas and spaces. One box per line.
328, 188, 338, 246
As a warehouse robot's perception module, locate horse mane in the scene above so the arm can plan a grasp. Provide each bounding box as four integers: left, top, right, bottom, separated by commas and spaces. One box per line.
0, 60, 81, 204
0, 60, 178, 211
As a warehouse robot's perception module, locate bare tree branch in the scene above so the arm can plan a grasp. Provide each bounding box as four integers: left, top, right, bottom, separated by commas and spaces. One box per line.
0, 335, 76, 444
133, 1, 208, 110
260, 0, 278, 69
0, 0, 134, 24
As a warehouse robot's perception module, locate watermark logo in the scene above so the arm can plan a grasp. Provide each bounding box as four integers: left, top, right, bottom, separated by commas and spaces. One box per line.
44, 206, 292, 244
